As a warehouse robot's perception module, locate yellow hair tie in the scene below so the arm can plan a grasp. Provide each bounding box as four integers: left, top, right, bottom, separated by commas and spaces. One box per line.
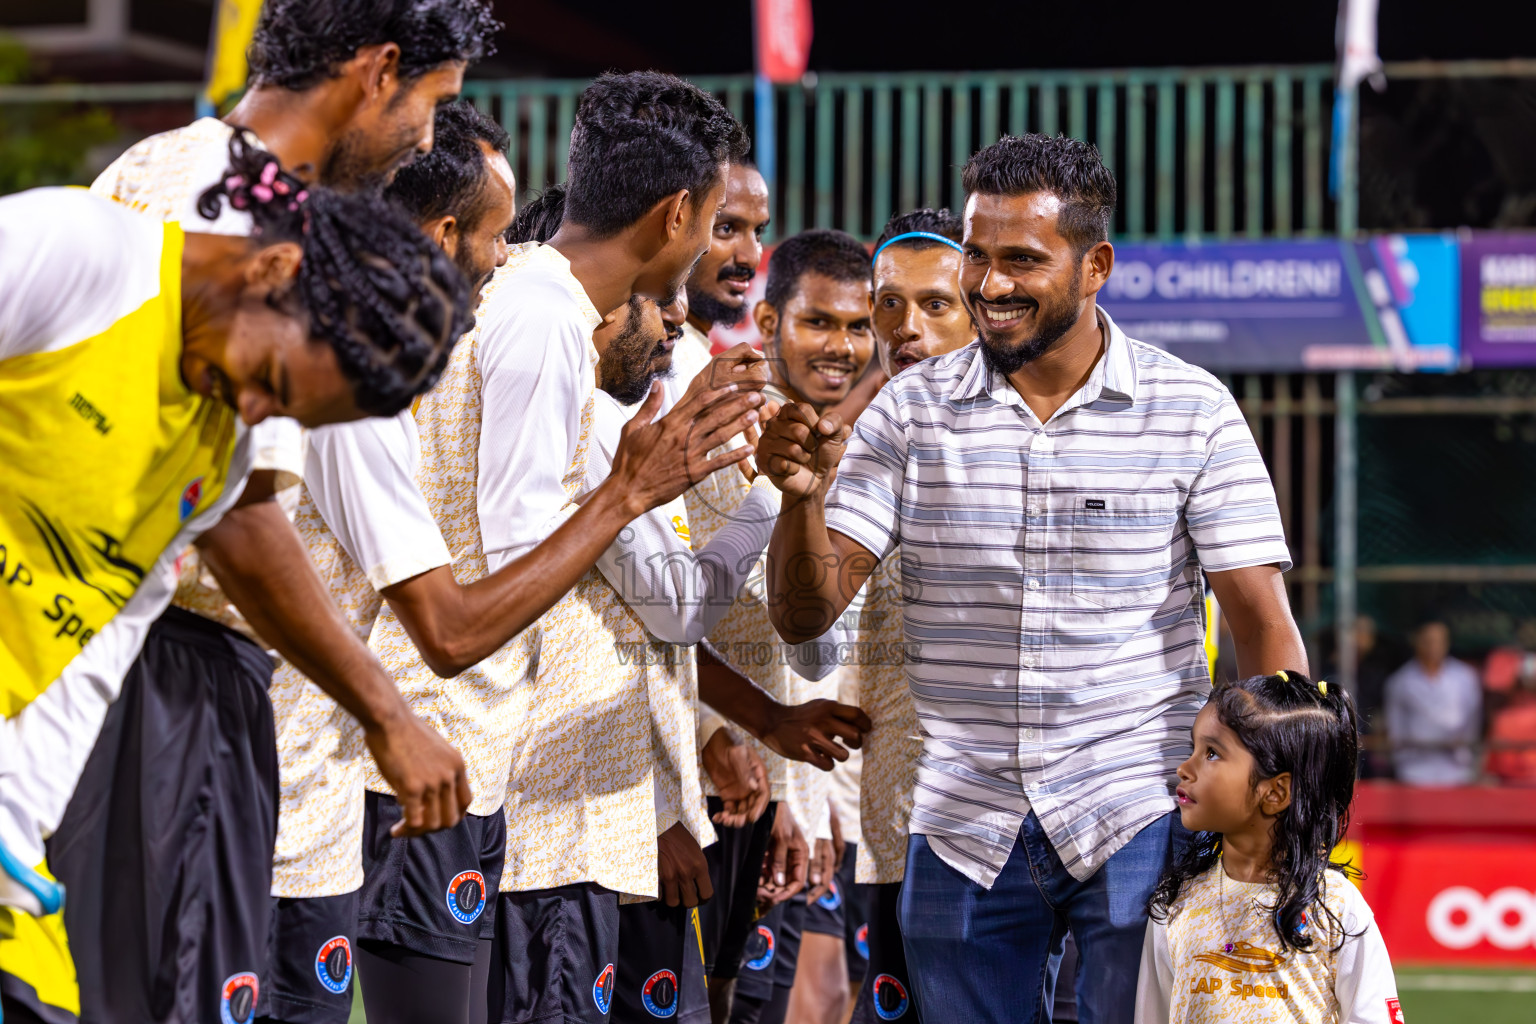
1318, 680, 1329, 696
1276, 670, 1290, 682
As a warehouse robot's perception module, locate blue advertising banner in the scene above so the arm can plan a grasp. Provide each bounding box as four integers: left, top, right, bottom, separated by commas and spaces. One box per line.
1099, 237, 1459, 372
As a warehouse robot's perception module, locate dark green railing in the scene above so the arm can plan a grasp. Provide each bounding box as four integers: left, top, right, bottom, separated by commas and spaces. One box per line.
462, 65, 1342, 244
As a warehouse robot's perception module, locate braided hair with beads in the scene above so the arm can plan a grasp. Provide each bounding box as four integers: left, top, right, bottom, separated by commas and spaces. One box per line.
195, 130, 472, 415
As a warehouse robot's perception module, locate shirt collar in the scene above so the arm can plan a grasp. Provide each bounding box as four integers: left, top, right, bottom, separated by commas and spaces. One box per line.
948, 305, 1139, 408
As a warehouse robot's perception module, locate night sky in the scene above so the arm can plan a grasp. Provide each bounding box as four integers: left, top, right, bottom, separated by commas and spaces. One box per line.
482, 0, 1536, 79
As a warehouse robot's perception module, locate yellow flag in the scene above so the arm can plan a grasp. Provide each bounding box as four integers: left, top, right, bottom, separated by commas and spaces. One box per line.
202, 0, 265, 112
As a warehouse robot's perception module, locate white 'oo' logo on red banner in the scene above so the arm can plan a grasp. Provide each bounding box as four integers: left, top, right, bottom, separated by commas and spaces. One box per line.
1426, 887, 1536, 950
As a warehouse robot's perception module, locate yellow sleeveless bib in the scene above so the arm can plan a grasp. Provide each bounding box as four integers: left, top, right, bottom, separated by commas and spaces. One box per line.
0, 224, 239, 716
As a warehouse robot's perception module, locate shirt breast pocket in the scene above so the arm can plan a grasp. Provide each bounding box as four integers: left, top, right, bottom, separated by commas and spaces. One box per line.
1068, 495, 1181, 609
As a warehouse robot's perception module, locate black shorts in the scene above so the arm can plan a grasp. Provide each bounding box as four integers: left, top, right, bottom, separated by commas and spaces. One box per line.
357, 792, 505, 963
613, 901, 708, 1023
850, 883, 919, 1024
802, 841, 871, 984
699, 799, 775, 979
47, 606, 278, 1024
256, 892, 360, 1024
729, 892, 805, 1012
490, 883, 620, 1024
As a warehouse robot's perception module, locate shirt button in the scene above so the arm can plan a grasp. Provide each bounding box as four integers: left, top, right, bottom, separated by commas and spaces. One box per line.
1027, 578, 1041, 591
1027, 505, 1040, 516
1024, 728, 1037, 740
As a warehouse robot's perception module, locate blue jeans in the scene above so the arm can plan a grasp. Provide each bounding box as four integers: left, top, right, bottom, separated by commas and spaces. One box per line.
898, 810, 1186, 1024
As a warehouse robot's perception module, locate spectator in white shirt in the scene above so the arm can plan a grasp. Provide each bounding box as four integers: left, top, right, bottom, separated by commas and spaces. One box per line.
1385, 619, 1483, 786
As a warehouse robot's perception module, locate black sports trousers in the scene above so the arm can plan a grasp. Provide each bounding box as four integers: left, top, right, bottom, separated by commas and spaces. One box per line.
356, 793, 505, 963
490, 882, 621, 1024
255, 892, 360, 1024
698, 799, 776, 980
613, 901, 708, 1023
729, 893, 805, 1024
48, 605, 279, 1024
849, 883, 919, 1024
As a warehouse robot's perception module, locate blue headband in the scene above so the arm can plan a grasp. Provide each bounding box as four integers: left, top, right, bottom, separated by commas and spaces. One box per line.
871, 231, 964, 264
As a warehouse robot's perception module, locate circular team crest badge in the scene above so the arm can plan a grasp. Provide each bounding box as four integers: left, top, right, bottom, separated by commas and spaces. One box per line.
816, 880, 842, 911
641, 968, 679, 1018
854, 922, 870, 960
314, 936, 353, 994
219, 972, 259, 1024
445, 870, 487, 925
743, 925, 776, 971
872, 974, 910, 1020
593, 962, 616, 1014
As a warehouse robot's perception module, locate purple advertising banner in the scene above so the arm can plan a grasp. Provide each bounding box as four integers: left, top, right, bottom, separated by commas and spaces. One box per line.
1098, 237, 1458, 372
1461, 232, 1536, 368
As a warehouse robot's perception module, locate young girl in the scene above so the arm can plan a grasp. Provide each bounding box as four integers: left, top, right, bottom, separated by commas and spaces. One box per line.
1134, 671, 1402, 1024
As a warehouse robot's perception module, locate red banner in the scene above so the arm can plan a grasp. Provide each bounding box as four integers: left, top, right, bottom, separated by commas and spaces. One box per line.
1351, 784, 1536, 966
755, 0, 813, 84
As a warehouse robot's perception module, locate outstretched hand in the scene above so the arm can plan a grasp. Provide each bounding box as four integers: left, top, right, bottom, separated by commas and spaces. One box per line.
608, 369, 764, 514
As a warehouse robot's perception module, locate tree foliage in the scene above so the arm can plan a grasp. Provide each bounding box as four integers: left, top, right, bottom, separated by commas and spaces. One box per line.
0, 38, 119, 196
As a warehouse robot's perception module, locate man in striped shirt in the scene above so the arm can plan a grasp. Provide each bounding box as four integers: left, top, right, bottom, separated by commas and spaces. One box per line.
756, 134, 1305, 1024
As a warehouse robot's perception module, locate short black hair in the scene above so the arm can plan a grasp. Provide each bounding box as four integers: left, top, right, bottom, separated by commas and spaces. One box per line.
384, 101, 508, 230
564, 71, 748, 238
873, 207, 963, 255
764, 229, 871, 311
248, 0, 500, 91
961, 134, 1117, 256
506, 183, 566, 245
199, 132, 473, 416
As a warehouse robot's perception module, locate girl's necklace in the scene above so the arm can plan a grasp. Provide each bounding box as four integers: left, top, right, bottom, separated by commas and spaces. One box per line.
1216, 858, 1264, 953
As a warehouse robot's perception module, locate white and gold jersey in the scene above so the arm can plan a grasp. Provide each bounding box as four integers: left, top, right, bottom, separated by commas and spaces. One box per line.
1135, 865, 1400, 1024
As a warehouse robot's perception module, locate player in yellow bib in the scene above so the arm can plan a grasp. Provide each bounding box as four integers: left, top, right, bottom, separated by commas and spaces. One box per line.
0, 136, 472, 1018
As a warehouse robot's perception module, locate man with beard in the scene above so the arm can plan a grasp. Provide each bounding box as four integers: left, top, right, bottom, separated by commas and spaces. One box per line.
683, 161, 772, 340
365, 71, 756, 1024
24, 5, 497, 1023
507, 180, 865, 1024
251, 100, 624, 1024
719, 228, 875, 1024
755, 134, 1304, 1024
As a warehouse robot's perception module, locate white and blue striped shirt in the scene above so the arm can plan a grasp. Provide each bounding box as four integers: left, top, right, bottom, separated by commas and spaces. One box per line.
824, 308, 1291, 887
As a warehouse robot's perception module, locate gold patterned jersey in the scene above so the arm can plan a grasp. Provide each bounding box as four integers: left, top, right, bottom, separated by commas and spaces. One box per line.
364, 245, 598, 815
1137, 864, 1400, 1024
90, 117, 306, 642
851, 550, 920, 884
683, 343, 792, 800
637, 496, 716, 854
268, 485, 376, 897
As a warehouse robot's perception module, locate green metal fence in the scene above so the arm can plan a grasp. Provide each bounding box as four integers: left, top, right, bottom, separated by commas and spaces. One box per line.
462, 65, 1342, 244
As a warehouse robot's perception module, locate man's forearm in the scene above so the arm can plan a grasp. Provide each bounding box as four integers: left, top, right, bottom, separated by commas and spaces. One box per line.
198, 499, 407, 731
697, 645, 779, 741
1232, 616, 1309, 680
391, 477, 643, 674
766, 489, 851, 643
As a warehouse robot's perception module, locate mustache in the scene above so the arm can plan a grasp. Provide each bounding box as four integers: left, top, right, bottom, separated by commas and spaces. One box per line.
718, 263, 755, 283
968, 293, 1036, 309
